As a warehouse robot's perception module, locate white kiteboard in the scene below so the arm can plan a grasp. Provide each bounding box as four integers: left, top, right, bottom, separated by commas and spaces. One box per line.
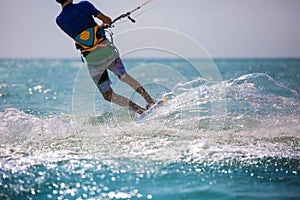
135, 95, 169, 123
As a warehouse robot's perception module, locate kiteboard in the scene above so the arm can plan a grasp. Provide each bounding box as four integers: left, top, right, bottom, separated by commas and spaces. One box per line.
135, 94, 169, 123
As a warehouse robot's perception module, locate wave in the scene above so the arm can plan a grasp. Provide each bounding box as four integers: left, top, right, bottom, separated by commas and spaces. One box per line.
0, 73, 299, 169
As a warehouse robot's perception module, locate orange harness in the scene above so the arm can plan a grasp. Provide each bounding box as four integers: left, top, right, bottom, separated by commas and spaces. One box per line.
74, 25, 105, 53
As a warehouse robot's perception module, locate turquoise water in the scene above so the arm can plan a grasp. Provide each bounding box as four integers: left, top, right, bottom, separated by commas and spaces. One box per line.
0, 58, 299, 199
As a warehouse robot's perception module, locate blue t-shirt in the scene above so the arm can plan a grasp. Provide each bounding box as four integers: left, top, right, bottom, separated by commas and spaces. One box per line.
56, 1, 101, 38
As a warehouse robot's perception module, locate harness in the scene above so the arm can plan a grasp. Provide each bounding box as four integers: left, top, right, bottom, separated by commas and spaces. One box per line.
73, 25, 106, 53
72, 0, 152, 55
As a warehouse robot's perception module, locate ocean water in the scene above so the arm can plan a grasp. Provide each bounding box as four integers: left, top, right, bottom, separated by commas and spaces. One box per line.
0, 58, 299, 199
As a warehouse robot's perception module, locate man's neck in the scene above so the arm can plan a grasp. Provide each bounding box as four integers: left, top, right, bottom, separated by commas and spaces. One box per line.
62, 0, 72, 8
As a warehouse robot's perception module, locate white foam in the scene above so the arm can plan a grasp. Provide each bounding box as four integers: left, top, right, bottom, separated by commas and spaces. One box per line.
1, 73, 299, 167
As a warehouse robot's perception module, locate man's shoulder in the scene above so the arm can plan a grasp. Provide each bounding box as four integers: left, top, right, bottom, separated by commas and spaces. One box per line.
76, 1, 100, 16
77, 1, 93, 7
56, 14, 63, 27
56, 11, 62, 22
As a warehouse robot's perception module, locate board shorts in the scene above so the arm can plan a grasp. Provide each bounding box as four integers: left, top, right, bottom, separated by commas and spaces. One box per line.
84, 39, 127, 93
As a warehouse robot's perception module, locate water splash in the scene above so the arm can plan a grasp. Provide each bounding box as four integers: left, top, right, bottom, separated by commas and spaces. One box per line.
1, 73, 299, 167
1, 73, 300, 199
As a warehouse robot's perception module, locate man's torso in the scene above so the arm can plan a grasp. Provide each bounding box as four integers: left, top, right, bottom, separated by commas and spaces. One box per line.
56, 1, 100, 38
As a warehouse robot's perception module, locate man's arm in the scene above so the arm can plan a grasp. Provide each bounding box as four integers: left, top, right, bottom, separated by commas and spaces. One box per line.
96, 13, 112, 25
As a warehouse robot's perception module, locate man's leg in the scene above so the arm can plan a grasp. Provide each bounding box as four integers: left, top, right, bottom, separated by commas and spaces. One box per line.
119, 73, 155, 106
102, 87, 146, 114
107, 58, 155, 107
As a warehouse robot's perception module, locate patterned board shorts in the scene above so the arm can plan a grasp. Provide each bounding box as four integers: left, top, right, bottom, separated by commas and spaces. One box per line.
85, 39, 127, 93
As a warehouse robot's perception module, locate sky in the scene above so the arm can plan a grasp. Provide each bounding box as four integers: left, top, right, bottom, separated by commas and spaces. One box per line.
0, 0, 299, 59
